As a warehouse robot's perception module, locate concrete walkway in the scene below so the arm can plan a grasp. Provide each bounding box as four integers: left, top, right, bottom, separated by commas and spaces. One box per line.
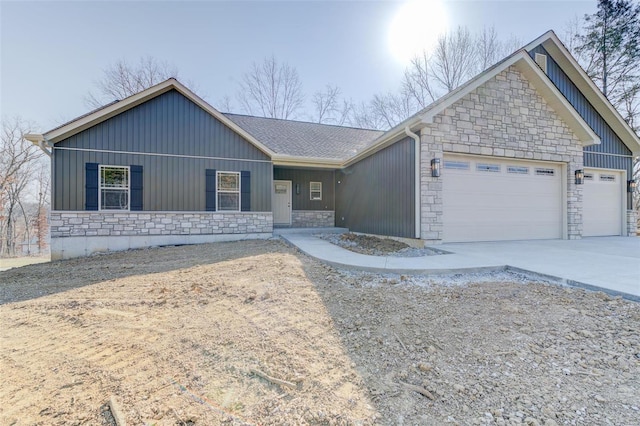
280, 230, 640, 301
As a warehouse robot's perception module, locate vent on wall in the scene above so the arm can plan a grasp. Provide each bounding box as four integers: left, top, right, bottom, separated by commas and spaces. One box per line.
535, 53, 548, 74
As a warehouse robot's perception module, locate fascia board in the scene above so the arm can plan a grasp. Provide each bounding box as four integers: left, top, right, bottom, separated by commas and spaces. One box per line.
419, 53, 523, 125
42, 79, 276, 158
526, 31, 640, 156
342, 117, 423, 167
44, 80, 175, 142
272, 155, 342, 169
515, 54, 600, 146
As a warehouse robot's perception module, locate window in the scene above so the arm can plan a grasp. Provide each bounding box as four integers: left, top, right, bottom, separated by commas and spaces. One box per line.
584, 173, 594, 181
507, 165, 529, 174
310, 182, 322, 200
217, 171, 240, 211
535, 168, 555, 176
476, 163, 501, 172
100, 165, 129, 210
600, 174, 616, 182
444, 160, 470, 170
535, 53, 548, 74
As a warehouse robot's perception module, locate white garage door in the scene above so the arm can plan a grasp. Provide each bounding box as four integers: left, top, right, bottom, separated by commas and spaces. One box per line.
443, 155, 563, 242
583, 169, 623, 236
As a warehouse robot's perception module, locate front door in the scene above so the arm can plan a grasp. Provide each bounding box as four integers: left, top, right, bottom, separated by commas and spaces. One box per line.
273, 180, 292, 225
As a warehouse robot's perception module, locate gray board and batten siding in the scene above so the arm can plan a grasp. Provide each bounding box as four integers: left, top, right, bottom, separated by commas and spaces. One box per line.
53, 89, 272, 212
528, 45, 634, 208
273, 168, 335, 211
335, 136, 415, 239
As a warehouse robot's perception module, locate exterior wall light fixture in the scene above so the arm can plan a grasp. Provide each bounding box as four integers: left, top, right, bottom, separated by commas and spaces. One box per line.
431, 158, 441, 177
295, 183, 300, 195
629, 180, 637, 193
575, 169, 584, 185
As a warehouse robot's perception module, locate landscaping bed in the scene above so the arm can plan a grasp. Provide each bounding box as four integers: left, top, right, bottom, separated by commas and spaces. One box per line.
317, 232, 446, 257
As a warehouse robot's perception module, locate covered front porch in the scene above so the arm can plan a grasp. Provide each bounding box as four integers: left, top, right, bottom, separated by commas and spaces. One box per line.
272, 166, 337, 228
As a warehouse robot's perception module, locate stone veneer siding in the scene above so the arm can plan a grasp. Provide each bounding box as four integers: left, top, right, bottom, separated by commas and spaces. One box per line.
420, 65, 584, 242
627, 210, 638, 236
50, 211, 273, 238
291, 210, 335, 228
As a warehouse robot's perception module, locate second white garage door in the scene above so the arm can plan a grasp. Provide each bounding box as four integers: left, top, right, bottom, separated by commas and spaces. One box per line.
583, 169, 623, 236
442, 154, 563, 242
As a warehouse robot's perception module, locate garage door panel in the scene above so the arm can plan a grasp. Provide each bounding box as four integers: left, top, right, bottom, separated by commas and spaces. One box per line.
443, 155, 562, 242
583, 169, 622, 236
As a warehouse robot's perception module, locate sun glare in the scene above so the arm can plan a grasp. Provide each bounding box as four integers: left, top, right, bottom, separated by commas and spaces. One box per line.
388, 0, 449, 64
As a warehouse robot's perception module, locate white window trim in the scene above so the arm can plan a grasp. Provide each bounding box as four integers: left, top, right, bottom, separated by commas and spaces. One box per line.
99, 165, 130, 211
217, 171, 241, 212
310, 181, 322, 201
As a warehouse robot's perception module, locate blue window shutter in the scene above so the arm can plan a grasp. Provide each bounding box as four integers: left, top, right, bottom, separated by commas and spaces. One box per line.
85, 163, 99, 211
130, 165, 143, 211
241, 171, 251, 211
206, 169, 216, 211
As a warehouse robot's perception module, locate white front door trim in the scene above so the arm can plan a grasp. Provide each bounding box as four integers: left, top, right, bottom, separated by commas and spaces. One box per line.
273, 180, 292, 225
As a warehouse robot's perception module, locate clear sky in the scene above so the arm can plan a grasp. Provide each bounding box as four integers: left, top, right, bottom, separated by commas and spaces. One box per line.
1, 0, 595, 131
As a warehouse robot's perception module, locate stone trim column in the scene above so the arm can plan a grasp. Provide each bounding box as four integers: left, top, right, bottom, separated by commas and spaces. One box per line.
420, 127, 444, 243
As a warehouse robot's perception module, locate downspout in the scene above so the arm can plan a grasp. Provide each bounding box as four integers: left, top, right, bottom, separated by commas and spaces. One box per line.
404, 127, 421, 239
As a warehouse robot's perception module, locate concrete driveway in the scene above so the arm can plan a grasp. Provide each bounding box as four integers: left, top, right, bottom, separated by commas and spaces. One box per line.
281, 231, 639, 300
440, 237, 640, 299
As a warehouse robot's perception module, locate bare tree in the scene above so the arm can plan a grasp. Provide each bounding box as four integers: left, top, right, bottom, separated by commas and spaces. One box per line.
217, 95, 234, 113
348, 101, 389, 130
34, 165, 50, 254
403, 51, 439, 109
475, 26, 521, 74
310, 85, 354, 126
311, 85, 341, 124
401, 25, 520, 113
0, 118, 44, 256
431, 27, 478, 92
86, 57, 179, 108
236, 55, 305, 120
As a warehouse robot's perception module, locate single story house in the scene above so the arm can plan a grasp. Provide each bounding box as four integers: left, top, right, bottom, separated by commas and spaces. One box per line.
27, 31, 640, 260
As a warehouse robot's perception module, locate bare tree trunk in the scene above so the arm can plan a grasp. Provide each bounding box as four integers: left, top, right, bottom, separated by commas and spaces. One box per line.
18, 199, 30, 256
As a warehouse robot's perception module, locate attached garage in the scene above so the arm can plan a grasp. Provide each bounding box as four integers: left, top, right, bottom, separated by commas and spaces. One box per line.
583, 169, 624, 236
442, 154, 563, 243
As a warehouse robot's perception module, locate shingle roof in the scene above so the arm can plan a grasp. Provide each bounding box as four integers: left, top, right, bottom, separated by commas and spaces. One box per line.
223, 113, 384, 161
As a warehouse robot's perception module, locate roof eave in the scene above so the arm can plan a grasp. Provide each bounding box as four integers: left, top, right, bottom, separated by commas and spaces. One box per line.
25, 133, 45, 144
526, 31, 640, 155
342, 115, 424, 167
272, 155, 343, 169
42, 78, 276, 158
514, 54, 600, 147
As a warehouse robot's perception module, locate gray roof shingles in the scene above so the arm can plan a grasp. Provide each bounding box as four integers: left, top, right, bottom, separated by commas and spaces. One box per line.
223, 113, 384, 161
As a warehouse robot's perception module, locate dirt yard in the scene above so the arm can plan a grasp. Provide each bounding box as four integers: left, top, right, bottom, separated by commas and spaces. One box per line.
0, 240, 638, 425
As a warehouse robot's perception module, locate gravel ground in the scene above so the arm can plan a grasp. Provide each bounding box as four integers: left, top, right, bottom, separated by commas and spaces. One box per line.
0, 239, 638, 425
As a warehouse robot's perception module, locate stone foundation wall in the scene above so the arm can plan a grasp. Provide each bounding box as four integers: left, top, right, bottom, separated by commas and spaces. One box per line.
291, 210, 335, 228
420, 65, 584, 242
627, 210, 638, 236
50, 211, 273, 237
